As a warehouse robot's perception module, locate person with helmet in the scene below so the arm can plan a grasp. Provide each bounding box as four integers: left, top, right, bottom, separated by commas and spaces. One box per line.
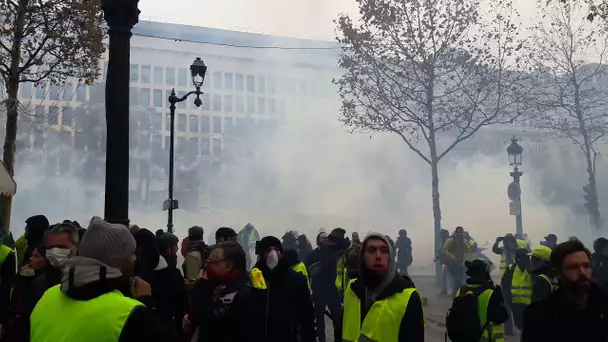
529, 245, 554, 302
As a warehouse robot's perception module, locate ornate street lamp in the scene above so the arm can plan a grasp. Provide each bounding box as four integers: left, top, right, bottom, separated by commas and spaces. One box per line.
507, 135, 523, 168
165, 58, 207, 233
506, 135, 524, 236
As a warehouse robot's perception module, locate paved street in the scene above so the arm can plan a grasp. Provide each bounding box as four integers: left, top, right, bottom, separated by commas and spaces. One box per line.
324, 276, 521, 342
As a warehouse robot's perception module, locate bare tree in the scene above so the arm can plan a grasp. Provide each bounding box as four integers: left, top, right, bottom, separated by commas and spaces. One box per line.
0, 0, 105, 229
528, 0, 608, 229
335, 0, 529, 278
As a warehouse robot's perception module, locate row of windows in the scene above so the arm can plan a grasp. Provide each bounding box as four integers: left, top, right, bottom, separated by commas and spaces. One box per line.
128, 88, 284, 116
19, 82, 87, 102
126, 63, 334, 97
30, 105, 259, 135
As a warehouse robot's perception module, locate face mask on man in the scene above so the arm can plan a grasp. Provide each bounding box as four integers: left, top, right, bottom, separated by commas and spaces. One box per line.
266, 250, 279, 270
46, 248, 71, 267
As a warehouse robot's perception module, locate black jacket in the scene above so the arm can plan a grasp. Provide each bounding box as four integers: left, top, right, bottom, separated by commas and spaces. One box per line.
530, 266, 553, 303
189, 273, 251, 342
522, 283, 608, 342
248, 261, 317, 342
0, 251, 15, 324
349, 273, 425, 342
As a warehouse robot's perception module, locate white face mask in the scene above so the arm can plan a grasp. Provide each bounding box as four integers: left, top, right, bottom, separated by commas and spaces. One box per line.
46, 248, 71, 267
266, 250, 279, 270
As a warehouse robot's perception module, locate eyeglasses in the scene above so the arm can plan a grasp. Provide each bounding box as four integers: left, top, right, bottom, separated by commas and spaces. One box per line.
206, 258, 226, 265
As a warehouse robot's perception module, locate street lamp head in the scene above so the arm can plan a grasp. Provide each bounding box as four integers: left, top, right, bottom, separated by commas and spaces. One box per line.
190, 57, 207, 90
507, 135, 523, 167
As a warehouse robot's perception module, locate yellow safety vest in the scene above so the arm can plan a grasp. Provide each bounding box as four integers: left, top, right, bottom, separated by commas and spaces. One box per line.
336, 254, 345, 290
499, 240, 528, 277
510, 265, 532, 305
292, 262, 310, 289
343, 279, 418, 342
30, 285, 143, 342
250, 267, 267, 290
455, 285, 505, 342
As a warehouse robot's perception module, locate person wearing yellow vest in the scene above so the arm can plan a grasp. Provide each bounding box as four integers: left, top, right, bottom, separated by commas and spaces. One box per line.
283, 248, 311, 289
500, 248, 532, 331
449, 259, 508, 342
529, 245, 554, 302
0, 241, 15, 328
249, 236, 317, 342
30, 216, 176, 342
343, 233, 424, 342
493, 233, 530, 277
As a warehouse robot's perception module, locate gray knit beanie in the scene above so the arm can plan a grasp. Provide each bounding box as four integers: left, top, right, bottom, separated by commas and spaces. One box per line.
78, 216, 136, 268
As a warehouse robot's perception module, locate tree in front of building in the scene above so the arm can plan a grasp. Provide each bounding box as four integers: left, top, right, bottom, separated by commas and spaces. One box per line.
334, 0, 530, 278
527, 0, 608, 229
0, 0, 105, 230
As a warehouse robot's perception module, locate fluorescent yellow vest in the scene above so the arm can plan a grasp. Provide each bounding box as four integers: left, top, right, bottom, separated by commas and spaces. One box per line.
510, 265, 532, 305
250, 267, 267, 290
343, 279, 417, 342
455, 285, 505, 342
499, 240, 528, 276
336, 254, 345, 290
292, 262, 310, 289
30, 285, 143, 342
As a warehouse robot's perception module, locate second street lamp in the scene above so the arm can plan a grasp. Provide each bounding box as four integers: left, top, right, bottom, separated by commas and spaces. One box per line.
165, 57, 207, 233
506, 135, 524, 236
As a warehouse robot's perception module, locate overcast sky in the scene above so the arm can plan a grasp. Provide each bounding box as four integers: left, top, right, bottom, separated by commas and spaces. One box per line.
139, 0, 537, 40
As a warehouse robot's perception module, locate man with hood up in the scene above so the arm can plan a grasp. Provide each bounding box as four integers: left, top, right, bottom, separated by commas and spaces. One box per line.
248, 236, 316, 342
30, 217, 175, 342
395, 229, 412, 276
591, 237, 608, 291
342, 233, 425, 342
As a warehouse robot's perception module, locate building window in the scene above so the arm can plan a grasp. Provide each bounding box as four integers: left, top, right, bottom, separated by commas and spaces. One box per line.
50, 83, 60, 99
189, 115, 198, 133
257, 98, 266, 114
268, 98, 276, 115
33, 128, 44, 149
177, 91, 186, 109
246, 96, 255, 114
62, 107, 74, 126
153, 89, 163, 107
76, 84, 87, 102
140, 88, 150, 107
212, 138, 222, 156
287, 78, 297, 94
165, 90, 172, 108
178, 68, 187, 86
212, 94, 221, 112
235, 74, 244, 91
35, 83, 46, 100
130, 87, 138, 106
212, 117, 222, 134
151, 112, 162, 131
268, 77, 276, 94
153, 66, 163, 84
48, 106, 59, 125
20, 82, 32, 99
141, 65, 151, 83
257, 76, 266, 93
130, 64, 138, 82
213, 71, 222, 90
224, 73, 233, 90
299, 80, 307, 95
246, 75, 255, 92
224, 95, 233, 113
166, 67, 176, 85
177, 113, 187, 131
202, 93, 210, 111
200, 115, 210, 134
279, 100, 286, 116
62, 83, 73, 101
200, 137, 210, 155
235, 96, 244, 113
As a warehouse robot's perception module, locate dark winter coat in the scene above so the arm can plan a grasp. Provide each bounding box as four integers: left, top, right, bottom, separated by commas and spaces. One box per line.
305, 245, 340, 290
0, 250, 15, 325
247, 260, 317, 342
395, 235, 413, 266
522, 283, 608, 342
531, 266, 553, 303
189, 273, 251, 342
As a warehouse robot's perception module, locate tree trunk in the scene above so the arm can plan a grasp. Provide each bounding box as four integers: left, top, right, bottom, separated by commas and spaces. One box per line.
430, 153, 443, 285
0, 0, 28, 233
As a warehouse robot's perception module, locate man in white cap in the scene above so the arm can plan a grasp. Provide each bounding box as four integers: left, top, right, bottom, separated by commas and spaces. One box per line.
30, 217, 176, 342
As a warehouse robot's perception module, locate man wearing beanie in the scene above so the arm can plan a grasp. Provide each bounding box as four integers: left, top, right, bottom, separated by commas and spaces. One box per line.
447, 259, 508, 342
247, 236, 317, 342
30, 217, 176, 342
215, 227, 238, 243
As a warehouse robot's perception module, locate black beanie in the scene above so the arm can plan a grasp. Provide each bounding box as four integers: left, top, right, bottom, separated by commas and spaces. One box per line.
255, 236, 283, 255
465, 259, 490, 278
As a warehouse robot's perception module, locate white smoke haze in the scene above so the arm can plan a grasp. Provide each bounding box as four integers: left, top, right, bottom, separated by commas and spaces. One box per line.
5, 0, 600, 273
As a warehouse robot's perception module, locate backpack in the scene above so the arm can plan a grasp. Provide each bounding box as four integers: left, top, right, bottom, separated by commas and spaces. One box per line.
445, 286, 488, 342
184, 250, 204, 282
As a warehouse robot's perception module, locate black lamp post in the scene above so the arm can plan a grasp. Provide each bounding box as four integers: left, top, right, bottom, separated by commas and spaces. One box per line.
165, 57, 207, 233
101, 0, 140, 226
507, 135, 524, 236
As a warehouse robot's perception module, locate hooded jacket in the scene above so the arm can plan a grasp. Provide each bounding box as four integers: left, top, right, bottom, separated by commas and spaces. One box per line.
592, 237, 608, 291
36, 256, 176, 342
347, 233, 425, 342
